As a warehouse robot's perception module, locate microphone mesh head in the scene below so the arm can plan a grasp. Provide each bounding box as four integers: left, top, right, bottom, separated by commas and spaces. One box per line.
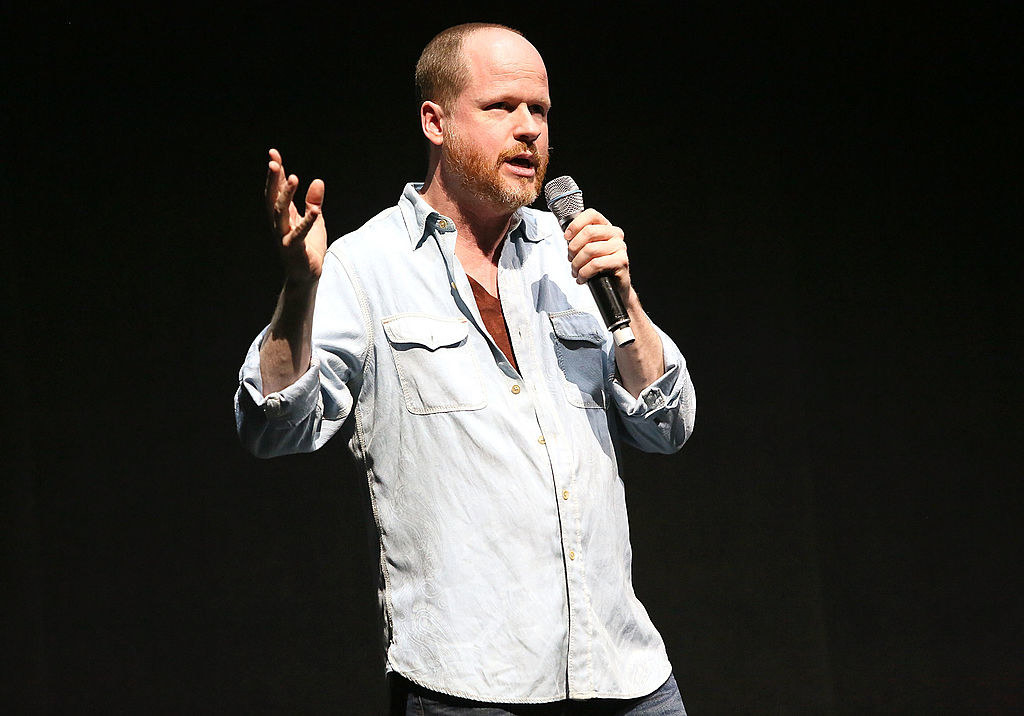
544, 175, 584, 223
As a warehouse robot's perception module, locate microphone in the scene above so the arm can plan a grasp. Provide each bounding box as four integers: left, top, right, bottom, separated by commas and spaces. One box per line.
544, 176, 635, 347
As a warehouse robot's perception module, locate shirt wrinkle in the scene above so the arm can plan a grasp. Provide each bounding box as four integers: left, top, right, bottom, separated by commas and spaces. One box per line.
234, 182, 696, 702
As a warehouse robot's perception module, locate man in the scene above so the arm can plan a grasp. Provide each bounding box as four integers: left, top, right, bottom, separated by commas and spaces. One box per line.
235, 23, 695, 714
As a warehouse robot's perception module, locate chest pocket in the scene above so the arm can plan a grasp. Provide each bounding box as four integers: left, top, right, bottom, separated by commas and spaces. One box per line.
548, 309, 609, 409
382, 313, 487, 415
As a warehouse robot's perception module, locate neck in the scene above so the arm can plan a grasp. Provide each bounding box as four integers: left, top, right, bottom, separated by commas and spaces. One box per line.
420, 169, 516, 267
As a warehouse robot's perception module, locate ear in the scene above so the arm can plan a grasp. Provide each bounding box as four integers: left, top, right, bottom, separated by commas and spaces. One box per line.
420, 101, 445, 147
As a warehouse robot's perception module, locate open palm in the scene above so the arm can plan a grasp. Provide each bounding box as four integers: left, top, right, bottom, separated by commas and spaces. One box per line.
264, 148, 327, 281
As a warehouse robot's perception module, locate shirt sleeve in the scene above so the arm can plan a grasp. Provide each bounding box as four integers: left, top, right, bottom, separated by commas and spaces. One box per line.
607, 322, 696, 454
234, 249, 370, 458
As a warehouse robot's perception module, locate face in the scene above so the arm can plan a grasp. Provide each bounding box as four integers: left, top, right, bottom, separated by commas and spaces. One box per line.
440, 29, 551, 211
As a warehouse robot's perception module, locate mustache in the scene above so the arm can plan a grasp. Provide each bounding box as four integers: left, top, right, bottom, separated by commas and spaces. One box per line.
496, 143, 549, 167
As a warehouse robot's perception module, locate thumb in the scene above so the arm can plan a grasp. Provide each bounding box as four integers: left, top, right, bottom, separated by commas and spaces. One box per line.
305, 178, 325, 212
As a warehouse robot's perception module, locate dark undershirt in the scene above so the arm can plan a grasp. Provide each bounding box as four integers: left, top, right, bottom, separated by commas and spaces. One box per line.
467, 276, 519, 374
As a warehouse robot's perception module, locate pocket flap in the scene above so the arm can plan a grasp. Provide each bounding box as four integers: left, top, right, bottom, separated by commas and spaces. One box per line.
548, 310, 605, 345
382, 314, 469, 350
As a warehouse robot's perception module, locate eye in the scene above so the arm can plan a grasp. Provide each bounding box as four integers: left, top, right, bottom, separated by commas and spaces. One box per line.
486, 102, 513, 112
530, 104, 548, 118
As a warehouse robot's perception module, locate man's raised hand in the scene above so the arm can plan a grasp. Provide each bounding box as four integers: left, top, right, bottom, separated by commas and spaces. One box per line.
265, 148, 327, 282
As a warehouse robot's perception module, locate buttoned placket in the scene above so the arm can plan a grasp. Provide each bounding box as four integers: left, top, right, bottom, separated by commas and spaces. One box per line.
498, 228, 594, 696
428, 211, 597, 696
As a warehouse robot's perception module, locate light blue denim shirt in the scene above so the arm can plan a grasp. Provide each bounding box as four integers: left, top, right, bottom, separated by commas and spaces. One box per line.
235, 184, 696, 702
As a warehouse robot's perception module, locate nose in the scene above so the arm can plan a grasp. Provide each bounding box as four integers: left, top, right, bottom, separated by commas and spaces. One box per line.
512, 104, 543, 144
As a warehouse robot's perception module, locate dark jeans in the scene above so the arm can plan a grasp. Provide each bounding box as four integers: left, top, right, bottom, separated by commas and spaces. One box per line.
390, 674, 687, 715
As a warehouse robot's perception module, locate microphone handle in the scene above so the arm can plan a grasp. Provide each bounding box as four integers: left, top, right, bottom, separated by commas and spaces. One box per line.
556, 214, 635, 347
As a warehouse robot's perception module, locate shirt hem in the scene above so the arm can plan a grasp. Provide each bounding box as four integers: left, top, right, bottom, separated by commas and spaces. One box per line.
388, 662, 673, 704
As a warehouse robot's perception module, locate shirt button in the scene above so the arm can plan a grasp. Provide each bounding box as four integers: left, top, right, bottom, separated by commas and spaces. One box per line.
569, 550, 576, 561
511, 384, 521, 395
265, 395, 282, 417
644, 389, 665, 410
538, 436, 546, 445
562, 490, 569, 500
437, 218, 448, 230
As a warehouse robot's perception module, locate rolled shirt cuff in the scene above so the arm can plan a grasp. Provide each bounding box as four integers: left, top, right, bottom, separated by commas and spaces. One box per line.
238, 326, 323, 424
609, 326, 686, 418
609, 359, 681, 418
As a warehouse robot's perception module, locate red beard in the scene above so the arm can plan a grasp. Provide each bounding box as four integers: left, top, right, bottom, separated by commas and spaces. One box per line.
442, 124, 549, 211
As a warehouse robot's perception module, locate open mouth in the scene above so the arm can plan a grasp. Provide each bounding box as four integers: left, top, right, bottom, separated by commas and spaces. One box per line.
502, 152, 538, 177
506, 156, 535, 169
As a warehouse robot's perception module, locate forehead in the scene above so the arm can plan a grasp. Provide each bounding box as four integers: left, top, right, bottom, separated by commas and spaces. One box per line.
460, 29, 549, 101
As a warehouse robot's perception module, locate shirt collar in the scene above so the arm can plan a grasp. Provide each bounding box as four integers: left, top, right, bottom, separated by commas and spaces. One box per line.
398, 183, 542, 248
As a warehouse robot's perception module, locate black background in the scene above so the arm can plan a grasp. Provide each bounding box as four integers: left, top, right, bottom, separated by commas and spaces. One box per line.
6, 4, 1021, 713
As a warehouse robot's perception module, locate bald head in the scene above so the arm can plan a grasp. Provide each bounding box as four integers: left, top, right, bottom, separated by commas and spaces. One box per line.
415, 23, 544, 112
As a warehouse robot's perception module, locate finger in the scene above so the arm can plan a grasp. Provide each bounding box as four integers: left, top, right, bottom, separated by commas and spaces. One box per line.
571, 238, 626, 274
563, 208, 609, 240
265, 149, 287, 196
269, 148, 287, 184
281, 204, 321, 248
274, 174, 300, 236
567, 224, 624, 256
575, 251, 629, 283
265, 158, 281, 210
304, 178, 325, 213
264, 149, 291, 221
